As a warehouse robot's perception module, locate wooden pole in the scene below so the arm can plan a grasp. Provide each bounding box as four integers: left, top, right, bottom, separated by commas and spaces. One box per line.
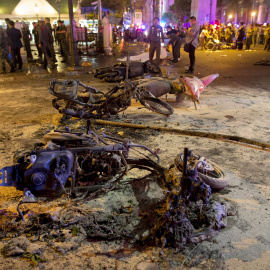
92, 119, 270, 152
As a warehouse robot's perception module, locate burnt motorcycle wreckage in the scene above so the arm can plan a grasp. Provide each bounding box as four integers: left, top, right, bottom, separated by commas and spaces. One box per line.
135, 73, 219, 110
93, 60, 161, 82
49, 79, 174, 119
0, 125, 163, 198
0, 132, 233, 253
143, 148, 233, 255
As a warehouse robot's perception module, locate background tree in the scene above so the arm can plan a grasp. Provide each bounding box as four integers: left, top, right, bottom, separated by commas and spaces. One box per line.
169, 0, 192, 24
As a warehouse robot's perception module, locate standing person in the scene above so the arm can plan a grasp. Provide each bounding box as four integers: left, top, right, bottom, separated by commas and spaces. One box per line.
253, 24, 259, 46
5, 18, 10, 25
32, 22, 42, 59
225, 25, 232, 45
37, 19, 54, 69
21, 22, 33, 62
218, 23, 225, 43
113, 26, 117, 43
45, 18, 56, 62
259, 25, 264, 44
237, 22, 245, 50
53, 24, 57, 43
245, 24, 253, 50
147, 17, 164, 65
264, 27, 270, 51
264, 24, 270, 50
117, 27, 122, 41
56, 20, 68, 63
124, 28, 130, 43
167, 31, 181, 63
0, 26, 16, 73
6, 20, 23, 71
185, 16, 200, 74
199, 26, 208, 50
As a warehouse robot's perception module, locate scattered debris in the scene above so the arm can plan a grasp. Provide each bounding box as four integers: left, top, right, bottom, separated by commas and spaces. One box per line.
142, 148, 235, 255
81, 62, 92, 67
254, 60, 270, 66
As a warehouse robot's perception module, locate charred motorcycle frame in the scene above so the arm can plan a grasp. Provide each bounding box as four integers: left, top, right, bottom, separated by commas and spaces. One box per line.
49, 79, 174, 119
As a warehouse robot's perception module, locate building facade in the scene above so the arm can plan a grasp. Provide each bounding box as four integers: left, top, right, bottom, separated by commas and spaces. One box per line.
191, 0, 217, 25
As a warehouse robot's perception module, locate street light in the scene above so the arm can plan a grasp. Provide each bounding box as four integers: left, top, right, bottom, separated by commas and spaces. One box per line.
228, 14, 233, 19
251, 11, 256, 24
56, 0, 61, 20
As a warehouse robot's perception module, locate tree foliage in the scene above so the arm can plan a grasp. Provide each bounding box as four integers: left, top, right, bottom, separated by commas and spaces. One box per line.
161, 12, 178, 23
169, 0, 192, 19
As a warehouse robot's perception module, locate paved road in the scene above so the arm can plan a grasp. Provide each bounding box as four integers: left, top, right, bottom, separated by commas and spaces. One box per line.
0, 43, 270, 269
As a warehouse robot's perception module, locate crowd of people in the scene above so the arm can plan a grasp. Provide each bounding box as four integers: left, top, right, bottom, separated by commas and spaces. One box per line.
0, 18, 71, 74
147, 16, 270, 74
198, 23, 270, 51
113, 26, 147, 43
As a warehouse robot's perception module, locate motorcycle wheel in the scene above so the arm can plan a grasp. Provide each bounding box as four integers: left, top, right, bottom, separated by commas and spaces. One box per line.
140, 96, 174, 115
144, 60, 161, 74
98, 72, 119, 80
175, 154, 229, 190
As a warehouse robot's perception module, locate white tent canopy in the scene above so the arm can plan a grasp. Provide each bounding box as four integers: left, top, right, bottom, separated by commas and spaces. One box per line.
12, 0, 58, 17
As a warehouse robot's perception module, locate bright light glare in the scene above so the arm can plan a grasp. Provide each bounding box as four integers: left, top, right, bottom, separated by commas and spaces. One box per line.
49, 7, 54, 14
251, 12, 256, 16
228, 14, 233, 19
16, 7, 25, 15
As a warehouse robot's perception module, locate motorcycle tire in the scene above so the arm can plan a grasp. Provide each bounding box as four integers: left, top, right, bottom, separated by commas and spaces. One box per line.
144, 60, 161, 74
140, 96, 174, 115
175, 154, 229, 190
97, 72, 119, 80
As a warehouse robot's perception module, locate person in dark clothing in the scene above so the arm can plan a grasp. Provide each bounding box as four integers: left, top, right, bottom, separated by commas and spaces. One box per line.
32, 22, 42, 58
237, 22, 245, 50
21, 22, 33, 61
113, 26, 117, 43
37, 19, 54, 69
185, 16, 200, 74
5, 18, 10, 28
6, 20, 23, 70
166, 25, 177, 34
265, 28, 270, 51
147, 17, 164, 65
56, 20, 68, 63
45, 18, 56, 62
245, 24, 253, 50
0, 26, 15, 73
167, 31, 181, 63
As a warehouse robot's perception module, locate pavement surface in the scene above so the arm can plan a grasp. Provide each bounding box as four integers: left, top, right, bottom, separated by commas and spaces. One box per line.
0, 42, 270, 269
